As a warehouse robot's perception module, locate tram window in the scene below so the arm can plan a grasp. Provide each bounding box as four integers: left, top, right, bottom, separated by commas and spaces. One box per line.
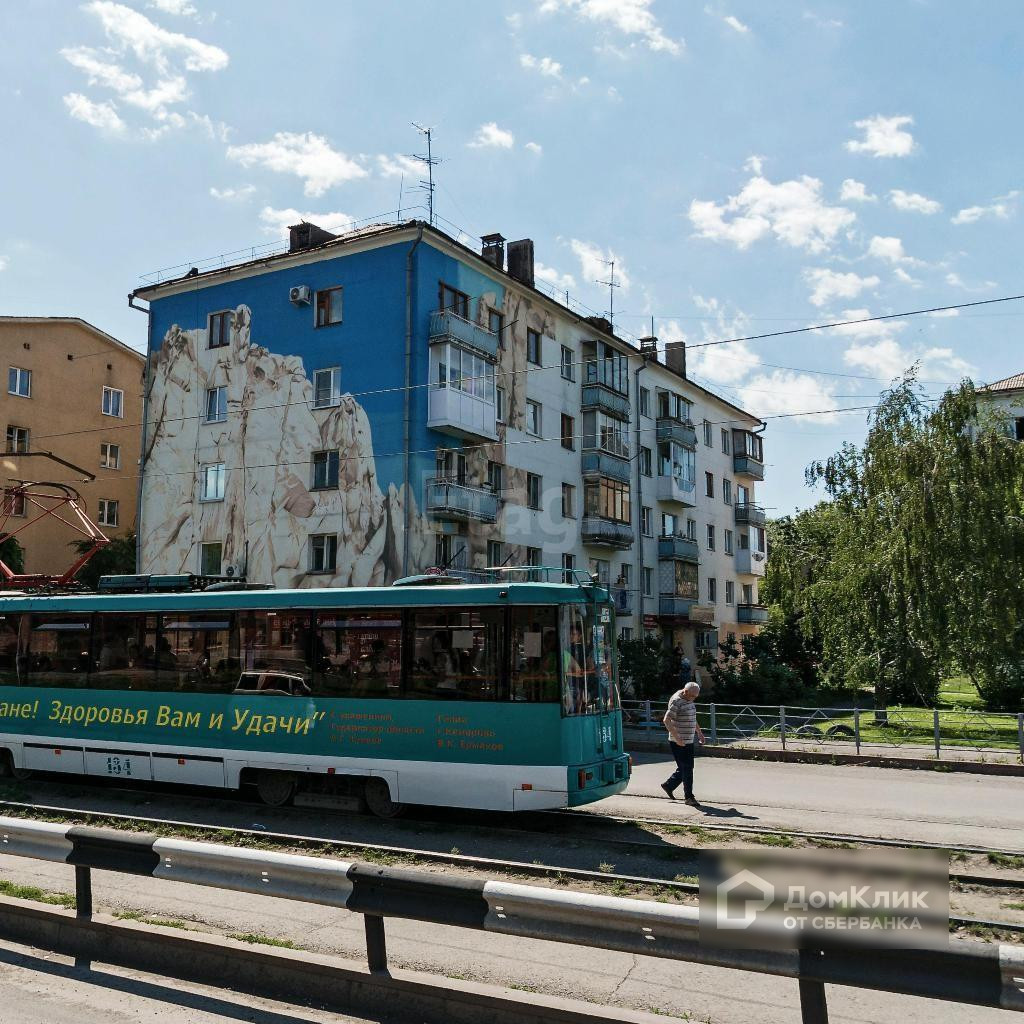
510, 606, 560, 702
90, 614, 150, 690
28, 615, 92, 688
0, 614, 26, 686
561, 603, 620, 716
408, 608, 503, 701
314, 611, 402, 697
238, 611, 312, 686
159, 613, 236, 692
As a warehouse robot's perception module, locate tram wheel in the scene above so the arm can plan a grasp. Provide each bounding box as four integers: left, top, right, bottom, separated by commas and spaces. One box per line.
1, 751, 31, 781
255, 770, 297, 807
364, 778, 404, 819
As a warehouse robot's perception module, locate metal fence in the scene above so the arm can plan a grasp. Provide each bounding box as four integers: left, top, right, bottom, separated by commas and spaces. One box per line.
622, 700, 1024, 760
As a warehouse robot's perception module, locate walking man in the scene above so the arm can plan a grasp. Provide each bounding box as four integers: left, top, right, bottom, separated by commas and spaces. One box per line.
661, 681, 704, 806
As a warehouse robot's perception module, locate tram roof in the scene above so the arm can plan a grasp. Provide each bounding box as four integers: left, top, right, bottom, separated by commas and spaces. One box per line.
0, 581, 606, 615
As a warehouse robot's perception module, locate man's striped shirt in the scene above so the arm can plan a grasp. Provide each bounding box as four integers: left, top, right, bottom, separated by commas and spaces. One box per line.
664, 690, 697, 745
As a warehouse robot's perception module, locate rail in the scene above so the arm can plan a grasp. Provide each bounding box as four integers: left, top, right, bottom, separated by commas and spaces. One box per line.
0, 817, 1019, 1020
622, 700, 1024, 760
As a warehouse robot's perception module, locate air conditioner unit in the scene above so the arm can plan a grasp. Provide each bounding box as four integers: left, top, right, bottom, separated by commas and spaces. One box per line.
289, 285, 311, 306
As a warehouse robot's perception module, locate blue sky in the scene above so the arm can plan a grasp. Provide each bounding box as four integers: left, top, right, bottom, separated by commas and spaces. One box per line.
0, 0, 1021, 513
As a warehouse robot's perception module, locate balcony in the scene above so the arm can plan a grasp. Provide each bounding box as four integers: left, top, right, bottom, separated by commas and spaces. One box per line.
581, 384, 630, 420
659, 595, 697, 618
428, 385, 497, 442
581, 450, 631, 483
736, 547, 767, 576
656, 474, 697, 507
658, 535, 699, 562
656, 417, 697, 449
733, 454, 765, 481
425, 477, 498, 524
581, 517, 634, 549
611, 588, 633, 617
737, 603, 770, 625
734, 502, 766, 527
428, 309, 498, 358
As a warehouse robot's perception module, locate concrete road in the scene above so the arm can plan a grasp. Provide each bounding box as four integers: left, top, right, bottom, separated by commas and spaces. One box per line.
0, 854, 1017, 1023
0, 935, 379, 1023
598, 753, 1024, 850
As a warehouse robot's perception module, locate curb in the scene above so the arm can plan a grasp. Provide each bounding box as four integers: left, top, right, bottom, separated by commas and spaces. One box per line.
625, 738, 1024, 776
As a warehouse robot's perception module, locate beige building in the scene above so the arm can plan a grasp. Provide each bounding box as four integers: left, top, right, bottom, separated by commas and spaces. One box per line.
977, 371, 1024, 441
0, 318, 145, 578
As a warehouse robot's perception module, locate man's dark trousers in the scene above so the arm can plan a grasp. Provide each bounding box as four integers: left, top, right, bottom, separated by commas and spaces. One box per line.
665, 740, 695, 799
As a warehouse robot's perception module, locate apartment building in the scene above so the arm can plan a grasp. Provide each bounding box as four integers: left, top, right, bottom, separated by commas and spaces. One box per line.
0, 317, 145, 577
977, 371, 1024, 441
132, 221, 766, 660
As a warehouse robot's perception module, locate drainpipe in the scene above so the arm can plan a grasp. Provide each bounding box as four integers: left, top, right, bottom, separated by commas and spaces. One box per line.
403, 224, 425, 576
128, 293, 152, 573
634, 360, 646, 636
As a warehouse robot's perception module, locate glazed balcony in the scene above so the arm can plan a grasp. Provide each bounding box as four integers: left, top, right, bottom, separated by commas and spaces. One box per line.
734, 502, 766, 527
582, 361, 630, 420
656, 474, 697, 507
658, 595, 697, 618
735, 547, 767, 576
581, 517, 634, 549
611, 588, 633, 617
737, 603, 770, 625
425, 477, 498, 524
733, 454, 765, 481
581, 450, 631, 483
658, 535, 700, 562
427, 385, 497, 442
428, 309, 499, 358
656, 417, 697, 449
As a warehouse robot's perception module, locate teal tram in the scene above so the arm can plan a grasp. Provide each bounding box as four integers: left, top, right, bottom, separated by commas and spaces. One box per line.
0, 570, 630, 815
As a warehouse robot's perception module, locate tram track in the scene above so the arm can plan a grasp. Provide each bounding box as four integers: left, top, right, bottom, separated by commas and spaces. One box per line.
0, 796, 1021, 937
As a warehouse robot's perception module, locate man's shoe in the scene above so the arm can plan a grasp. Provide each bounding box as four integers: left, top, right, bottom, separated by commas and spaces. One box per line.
684, 796, 701, 807
660, 782, 676, 800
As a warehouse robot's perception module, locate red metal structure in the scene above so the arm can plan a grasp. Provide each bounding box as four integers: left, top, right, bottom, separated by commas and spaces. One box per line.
0, 452, 110, 589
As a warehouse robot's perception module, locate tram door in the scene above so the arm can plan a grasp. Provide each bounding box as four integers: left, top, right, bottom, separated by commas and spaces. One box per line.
591, 604, 619, 759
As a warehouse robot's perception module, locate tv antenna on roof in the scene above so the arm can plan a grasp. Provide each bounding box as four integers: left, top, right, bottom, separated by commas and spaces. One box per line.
596, 258, 621, 330
410, 123, 441, 227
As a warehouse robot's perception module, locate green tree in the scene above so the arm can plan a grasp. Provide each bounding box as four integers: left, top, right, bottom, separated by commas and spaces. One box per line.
0, 536, 25, 575
618, 634, 675, 700
71, 532, 137, 589
697, 629, 805, 704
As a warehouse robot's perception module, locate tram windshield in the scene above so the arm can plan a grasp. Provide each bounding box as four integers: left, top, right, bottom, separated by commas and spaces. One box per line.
561, 602, 619, 716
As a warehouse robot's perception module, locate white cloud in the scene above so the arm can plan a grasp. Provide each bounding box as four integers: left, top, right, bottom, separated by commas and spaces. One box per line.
227, 132, 368, 196
148, 0, 197, 15
570, 239, 630, 290
804, 11, 844, 29
675, 297, 759, 385
376, 153, 422, 178
187, 111, 230, 140
468, 122, 515, 149
803, 268, 880, 307
867, 235, 909, 263
689, 173, 856, 253
723, 14, 749, 33
63, 92, 125, 133
0, 257, 8, 272
520, 53, 563, 77
525, 141, 543, 154
540, 0, 682, 55
946, 272, 965, 288
60, 48, 142, 92
845, 114, 915, 158
840, 178, 875, 202
738, 370, 842, 422
888, 189, 941, 214
844, 338, 973, 382
210, 184, 256, 201
258, 206, 355, 238
951, 191, 1018, 224
744, 154, 764, 174
894, 267, 921, 286
535, 261, 577, 292
927, 308, 959, 318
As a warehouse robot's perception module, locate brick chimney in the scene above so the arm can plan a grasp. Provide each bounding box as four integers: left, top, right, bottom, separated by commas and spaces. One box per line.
507, 239, 535, 288
481, 233, 506, 271
665, 340, 687, 377
288, 221, 337, 252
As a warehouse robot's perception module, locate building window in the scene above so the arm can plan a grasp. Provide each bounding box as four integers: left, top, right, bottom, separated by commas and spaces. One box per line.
209, 311, 231, 348
708, 577, 717, 603
314, 367, 342, 408
5, 425, 29, 453
562, 552, 576, 581
527, 473, 542, 510
561, 413, 576, 450
703, 419, 712, 447
487, 540, 504, 566
754, 526, 767, 553
201, 463, 226, 502
438, 449, 467, 484
742, 582, 754, 604
620, 626, 634, 642
641, 506, 652, 537
561, 482, 576, 518
101, 386, 124, 418
489, 309, 505, 345
315, 286, 343, 327
439, 282, 469, 319
526, 545, 543, 566
100, 442, 120, 469
686, 518, 697, 540
639, 446, 652, 476
589, 558, 610, 587
309, 534, 337, 574
9, 492, 25, 517
584, 477, 631, 524
723, 479, 732, 505
724, 528, 734, 555
619, 563, 632, 586
662, 512, 679, 537
527, 328, 542, 366
199, 541, 223, 576
639, 387, 651, 418
496, 386, 506, 423
7, 367, 31, 398
737, 483, 750, 506
704, 471, 714, 498
725, 580, 735, 605
560, 345, 575, 381
97, 499, 119, 527
526, 399, 542, 437
583, 410, 629, 460
311, 450, 340, 490
642, 567, 653, 596
205, 386, 227, 423
721, 428, 732, 454
487, 460, 504, 493
707, 524, 716, 551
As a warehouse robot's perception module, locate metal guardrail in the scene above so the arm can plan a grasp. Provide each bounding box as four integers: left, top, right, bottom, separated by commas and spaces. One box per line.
622, 701, 1024, 760
0, 818, 1019, 1020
